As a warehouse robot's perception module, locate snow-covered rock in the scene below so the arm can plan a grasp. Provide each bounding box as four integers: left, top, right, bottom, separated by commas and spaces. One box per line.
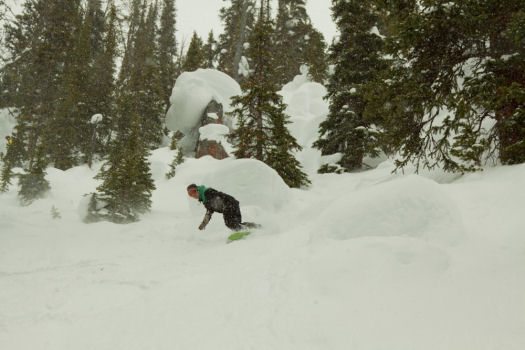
165, 69, 241, 156
166, 69, 240, 135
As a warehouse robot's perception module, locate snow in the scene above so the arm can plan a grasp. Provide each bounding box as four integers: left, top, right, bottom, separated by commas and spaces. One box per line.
0, 108, 16, 155
166, 69, 240, 134
165, 69, 241, 154
207, 112, 219, 120
279, 69, 329, 174
90, 114, 103, 124
238, 56, 250, 78
370, 26, 385, 39
1, 71, 525, 350
197, 124, 233, 156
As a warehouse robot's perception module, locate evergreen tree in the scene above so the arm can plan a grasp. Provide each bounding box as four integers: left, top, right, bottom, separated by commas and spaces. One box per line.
158, 0, 177, 111
314, 0, 386, 173
0, 157, 12, 193
95, 118, 156, 223
166, 146, 184, 179
302, 27, 328, 83
87, 4, 119, 165
117, 1, 164, 150
274, 0, 328, 85
203, 30, 218, 68
50, 4, 90, 170
18, 143, 50, 206
217, 0, 256, 81
231, 1, 309, 188
182, 31, 206, 72
370, 0, 525, 172
2, 0, 82, 171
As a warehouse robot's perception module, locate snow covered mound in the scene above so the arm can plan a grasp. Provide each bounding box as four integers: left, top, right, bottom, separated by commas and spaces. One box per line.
176, 156, 290, 212
315, 175, 464, 245
281, 73, 329, 124
278, 71, 329, 174
165, 69, 241, 134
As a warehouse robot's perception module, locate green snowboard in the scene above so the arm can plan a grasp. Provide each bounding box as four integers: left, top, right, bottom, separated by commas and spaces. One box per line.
227, 231, 251, 242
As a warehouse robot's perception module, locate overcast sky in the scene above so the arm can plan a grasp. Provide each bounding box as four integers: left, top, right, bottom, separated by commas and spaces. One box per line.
163, 0, 336, 47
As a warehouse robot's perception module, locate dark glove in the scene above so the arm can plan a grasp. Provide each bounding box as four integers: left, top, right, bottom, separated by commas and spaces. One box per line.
199, 222, 206, 230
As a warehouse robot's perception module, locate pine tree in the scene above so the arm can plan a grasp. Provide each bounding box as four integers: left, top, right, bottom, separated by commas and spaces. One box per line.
166, 146, 184, 179
117, 1, 164, 150
87, 4, 119, 165
314, 0, 386, 173
18, 143, 50, 206
217, 0, 256, 81
95, 118, 156, 223
182, 31, 206, 72
51, 205, 62, 219
274, 0, 328, 85
50, 3, 90, 170
231, 1, 309, 188
370, 0, 525, 172
302, 27, 328, 83
2, 0, 82, 170
203, 30, 218, 69
0, 157, 12, 193
158, 0, 177, 111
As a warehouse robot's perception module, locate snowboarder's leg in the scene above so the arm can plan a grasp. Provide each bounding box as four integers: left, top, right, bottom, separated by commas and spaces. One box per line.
240, 222, 260, 229
224, 205, 242, 231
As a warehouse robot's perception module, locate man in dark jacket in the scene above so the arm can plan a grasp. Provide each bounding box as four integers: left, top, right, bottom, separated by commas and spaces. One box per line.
187, 184, 258, 231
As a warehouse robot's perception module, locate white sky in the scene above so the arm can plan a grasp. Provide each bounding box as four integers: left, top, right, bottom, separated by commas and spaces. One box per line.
177, 0, 336, 46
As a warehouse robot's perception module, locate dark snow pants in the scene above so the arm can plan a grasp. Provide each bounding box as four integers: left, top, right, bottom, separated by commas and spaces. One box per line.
223, 204, 242, 230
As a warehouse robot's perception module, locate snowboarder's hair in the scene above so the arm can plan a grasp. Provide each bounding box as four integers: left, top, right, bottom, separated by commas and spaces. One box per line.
187, 184, 198, 191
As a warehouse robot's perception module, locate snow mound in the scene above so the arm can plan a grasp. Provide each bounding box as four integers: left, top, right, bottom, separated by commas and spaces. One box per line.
165, 69, 241, 134
278, 71, 329, 174
199, 124, 229, 142
280, 74, 329, 124
178, 157, 289, 212
315, 175, 464, 245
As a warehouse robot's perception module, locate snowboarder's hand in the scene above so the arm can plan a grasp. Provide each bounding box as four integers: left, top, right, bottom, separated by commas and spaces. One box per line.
199, 223, 206, 230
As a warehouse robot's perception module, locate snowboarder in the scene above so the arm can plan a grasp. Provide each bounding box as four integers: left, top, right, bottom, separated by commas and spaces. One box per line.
5, 136, 13, 145
187, 184, 258, 231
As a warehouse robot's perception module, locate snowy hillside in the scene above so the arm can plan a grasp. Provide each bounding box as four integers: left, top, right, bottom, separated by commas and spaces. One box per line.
1, 72, 525, 350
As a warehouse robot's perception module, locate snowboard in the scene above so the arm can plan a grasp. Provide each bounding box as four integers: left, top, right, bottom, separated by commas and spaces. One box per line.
227, 231, 251, 242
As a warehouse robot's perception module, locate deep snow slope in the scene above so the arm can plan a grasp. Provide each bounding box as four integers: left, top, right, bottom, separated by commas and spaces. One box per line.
1, 70, 524, 349
1, 153, 524, 350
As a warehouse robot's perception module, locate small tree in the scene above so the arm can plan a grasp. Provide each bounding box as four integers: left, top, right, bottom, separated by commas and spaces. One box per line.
0, 158, 12, 193
182, 31, 207, 72
51, 205, 61, 219
95, 118, 156, 223
18, 144, 50, 206
166, 147, 185, 179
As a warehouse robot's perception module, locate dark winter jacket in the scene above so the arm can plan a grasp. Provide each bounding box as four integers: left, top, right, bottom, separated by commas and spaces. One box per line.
199, 187, 239, 214
197, 187, 242, 230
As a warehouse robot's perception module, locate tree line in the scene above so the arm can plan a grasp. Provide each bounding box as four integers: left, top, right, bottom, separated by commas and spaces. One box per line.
0, 0, 325, 222
1, 0, 522, 223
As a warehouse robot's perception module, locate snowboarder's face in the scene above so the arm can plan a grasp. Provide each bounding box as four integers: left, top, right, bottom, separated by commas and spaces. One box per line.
187, 188, 199, 199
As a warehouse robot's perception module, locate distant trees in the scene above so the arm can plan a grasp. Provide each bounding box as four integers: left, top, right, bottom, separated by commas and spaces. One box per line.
158, 0, 178, 111
217, 0, 257, 83
274, 0, 328, 85
0, 0, 173, 217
